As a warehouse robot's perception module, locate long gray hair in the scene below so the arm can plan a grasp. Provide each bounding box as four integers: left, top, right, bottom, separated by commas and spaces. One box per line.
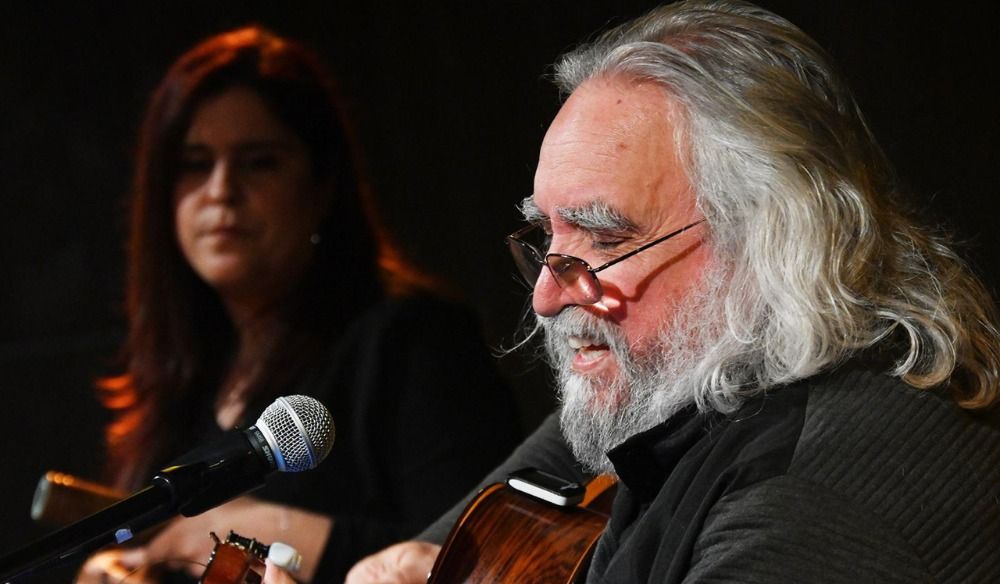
552, 0, 1000, 411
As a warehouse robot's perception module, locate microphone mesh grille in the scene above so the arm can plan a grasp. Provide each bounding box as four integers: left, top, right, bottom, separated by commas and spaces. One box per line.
258, 395, 335, 472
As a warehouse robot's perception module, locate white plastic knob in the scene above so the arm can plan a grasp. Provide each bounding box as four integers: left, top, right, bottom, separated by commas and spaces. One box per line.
268, 541, 303, 573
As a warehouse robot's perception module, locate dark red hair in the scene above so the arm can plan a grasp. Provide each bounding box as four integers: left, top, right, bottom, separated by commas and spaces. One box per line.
102, 26, 426, 489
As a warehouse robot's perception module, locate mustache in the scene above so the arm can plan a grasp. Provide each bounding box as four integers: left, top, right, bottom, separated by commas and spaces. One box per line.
538, 308, 634, 370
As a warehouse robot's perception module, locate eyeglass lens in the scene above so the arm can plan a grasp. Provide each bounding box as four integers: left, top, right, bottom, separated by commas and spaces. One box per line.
508, 230, 604, 304
546, 255, 602, 304
508, 239, 543, 284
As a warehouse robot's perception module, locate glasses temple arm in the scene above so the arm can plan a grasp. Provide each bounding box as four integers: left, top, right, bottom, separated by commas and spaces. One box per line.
589, 219, 705, 274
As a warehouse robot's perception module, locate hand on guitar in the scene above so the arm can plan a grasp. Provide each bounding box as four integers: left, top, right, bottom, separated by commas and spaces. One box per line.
341, 474, 616, 584
344, 541, 442, 584
262, 559, 302, 584
75, 548, 157, 584
75, 495, 332, 583
75, 496, 250, 583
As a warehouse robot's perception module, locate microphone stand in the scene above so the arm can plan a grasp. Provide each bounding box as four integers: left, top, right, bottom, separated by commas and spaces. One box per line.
0, 465, 196, 583
0, 452, 270, 583
0, 426, 274, 582
0, 459, 236, 583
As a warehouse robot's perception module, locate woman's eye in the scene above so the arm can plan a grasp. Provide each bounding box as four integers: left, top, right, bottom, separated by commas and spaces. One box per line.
241, 153, 280, 172
177, 157, 212, 175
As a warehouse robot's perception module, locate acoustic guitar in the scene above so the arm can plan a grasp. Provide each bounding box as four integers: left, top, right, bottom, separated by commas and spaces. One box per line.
428, 474, 616, 584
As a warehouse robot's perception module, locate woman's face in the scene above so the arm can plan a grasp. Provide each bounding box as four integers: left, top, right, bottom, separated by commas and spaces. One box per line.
173, 86, 330, 316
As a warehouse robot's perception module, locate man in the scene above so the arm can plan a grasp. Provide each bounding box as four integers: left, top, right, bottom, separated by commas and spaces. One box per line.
270, 0, 1000, 582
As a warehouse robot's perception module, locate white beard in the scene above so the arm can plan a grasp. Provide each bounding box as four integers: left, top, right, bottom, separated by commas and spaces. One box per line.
540, 268, 727, 474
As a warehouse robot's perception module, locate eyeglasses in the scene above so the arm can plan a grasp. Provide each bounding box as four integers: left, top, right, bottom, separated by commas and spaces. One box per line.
506, 218, 705, 305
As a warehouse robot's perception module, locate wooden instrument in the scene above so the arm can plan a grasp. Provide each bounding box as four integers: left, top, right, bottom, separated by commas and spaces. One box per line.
109, 531, 273, 584
201, 531, 269, 584
428, 474, 616, 584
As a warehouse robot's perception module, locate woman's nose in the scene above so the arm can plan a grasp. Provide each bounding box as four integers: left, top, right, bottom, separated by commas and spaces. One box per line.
206, 160, 240, 202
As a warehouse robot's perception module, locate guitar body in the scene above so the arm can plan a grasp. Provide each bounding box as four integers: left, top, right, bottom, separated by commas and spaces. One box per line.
428, 476, 615, 584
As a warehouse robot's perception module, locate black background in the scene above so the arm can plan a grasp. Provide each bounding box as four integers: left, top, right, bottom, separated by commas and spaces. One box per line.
1, 0, 997, 569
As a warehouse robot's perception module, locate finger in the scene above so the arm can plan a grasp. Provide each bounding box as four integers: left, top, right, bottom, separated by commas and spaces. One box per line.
344, 542, 441, 584
76, 550, 126, 584
102, 561, 135, 584
115, 547, 149, 570
262, 559, 297, 584
344, 553, 398, 584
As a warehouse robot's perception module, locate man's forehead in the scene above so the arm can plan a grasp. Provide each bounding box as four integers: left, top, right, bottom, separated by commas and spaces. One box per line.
531, 79, 692, 232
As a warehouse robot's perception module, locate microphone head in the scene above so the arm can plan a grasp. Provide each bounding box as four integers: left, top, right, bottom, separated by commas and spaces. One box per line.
255, 395, 335, 472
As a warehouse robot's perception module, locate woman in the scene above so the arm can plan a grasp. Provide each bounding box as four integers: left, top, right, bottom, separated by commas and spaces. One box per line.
77, 26, 520, 583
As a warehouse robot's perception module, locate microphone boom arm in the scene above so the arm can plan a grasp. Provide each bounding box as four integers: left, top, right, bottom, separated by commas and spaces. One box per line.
0, 431, 270, 583
0, 394, 332, 583
1, 472, 177, 583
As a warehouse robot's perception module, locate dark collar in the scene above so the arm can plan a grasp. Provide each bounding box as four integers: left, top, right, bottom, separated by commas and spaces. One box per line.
606, 405, 722, 501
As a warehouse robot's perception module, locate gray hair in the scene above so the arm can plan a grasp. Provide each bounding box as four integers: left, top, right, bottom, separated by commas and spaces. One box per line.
552, 0, 1000, 411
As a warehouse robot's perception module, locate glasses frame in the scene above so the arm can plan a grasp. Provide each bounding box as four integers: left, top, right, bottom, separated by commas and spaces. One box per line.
506, 218, 705, 303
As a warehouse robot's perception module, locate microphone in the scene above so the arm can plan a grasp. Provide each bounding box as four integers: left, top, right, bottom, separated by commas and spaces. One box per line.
167, 394, 335, 516
0, 395, 334, 583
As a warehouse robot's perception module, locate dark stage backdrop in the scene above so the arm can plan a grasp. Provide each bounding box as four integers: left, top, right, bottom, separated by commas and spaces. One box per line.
0, 0, 996, 568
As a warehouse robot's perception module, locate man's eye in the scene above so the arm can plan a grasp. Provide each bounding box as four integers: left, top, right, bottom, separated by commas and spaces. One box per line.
592, 236, 626, 250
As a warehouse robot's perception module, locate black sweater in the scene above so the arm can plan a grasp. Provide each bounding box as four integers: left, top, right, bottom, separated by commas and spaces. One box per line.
194, 295, 521, 582
591, 366, 1000, 583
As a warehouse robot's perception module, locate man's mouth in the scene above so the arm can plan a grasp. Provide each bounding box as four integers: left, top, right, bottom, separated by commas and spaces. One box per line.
567, 334, 612, 373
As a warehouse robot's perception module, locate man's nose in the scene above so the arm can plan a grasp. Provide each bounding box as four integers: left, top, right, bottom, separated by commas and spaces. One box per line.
532, 265, 577, 317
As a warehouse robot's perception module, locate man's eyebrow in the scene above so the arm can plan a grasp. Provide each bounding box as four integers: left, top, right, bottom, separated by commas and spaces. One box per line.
519, 197, 636, 233
558, 201, 637, 232
518, 196, 547, 223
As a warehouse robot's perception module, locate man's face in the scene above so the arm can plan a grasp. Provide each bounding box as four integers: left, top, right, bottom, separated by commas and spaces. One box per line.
531, 77, 711, 387
529, 77, 716, 471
